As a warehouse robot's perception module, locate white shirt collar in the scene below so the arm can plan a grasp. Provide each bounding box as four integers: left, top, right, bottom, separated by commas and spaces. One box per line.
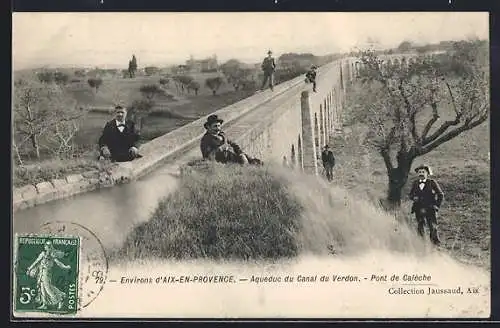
419, 179, 427, 183
116, 119, 126, 126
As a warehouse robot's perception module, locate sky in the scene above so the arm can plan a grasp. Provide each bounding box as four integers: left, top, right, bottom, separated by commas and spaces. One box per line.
12, 12, 489, 70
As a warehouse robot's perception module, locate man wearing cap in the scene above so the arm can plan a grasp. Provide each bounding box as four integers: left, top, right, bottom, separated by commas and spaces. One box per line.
260, 50, 276, 91
409, 165, 445, 245
321, 144, 335, 181
305, 65, 318, 92
200, 114, 263, 165
98, 105, 141, 162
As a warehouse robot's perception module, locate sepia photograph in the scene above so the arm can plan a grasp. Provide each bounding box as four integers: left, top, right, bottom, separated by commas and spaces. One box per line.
11, 12, 490, 318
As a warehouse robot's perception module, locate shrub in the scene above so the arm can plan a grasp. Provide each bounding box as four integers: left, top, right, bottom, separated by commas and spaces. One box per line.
139, 84, 164, 100
87, 78, 103, 92
205, 76, 223, 95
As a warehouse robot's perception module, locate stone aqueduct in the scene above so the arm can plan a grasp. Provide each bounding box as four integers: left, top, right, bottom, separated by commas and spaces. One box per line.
13, 53, 433, 212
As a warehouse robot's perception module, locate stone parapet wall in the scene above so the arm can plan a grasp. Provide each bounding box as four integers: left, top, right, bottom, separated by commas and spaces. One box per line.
13, 172, 103, 212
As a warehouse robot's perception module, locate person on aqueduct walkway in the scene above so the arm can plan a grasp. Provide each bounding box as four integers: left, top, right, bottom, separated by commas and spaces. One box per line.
98, 105, 142, 162
305, 65, 318, 92
260, 50, 276, 92
200, 114, 262, 166
409, 164, 444, 246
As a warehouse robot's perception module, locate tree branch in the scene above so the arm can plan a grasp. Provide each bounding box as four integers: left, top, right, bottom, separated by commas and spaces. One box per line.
444, 80, 460, 116
420, 113, 488, 155
380, 148, 393, 172
385, 126, 396, 148
421, 102, 440, 140
422, 115, 462, 145
398, 82, 419, 145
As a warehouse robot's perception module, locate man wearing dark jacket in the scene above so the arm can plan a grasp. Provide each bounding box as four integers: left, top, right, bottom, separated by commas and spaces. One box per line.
409, 164, 445, 245
200, 114, 262, 165
321, 144, 335, 181
305, 65, 317, 92
260, 50, 276, 91
98, 105, 141, 162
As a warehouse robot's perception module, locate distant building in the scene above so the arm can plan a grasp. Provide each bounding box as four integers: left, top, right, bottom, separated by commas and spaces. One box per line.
159, 67, 173, 75
186, 55, 218, 73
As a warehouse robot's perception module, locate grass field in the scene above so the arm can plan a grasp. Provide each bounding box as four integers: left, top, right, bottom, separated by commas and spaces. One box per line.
66, 71, 232, 107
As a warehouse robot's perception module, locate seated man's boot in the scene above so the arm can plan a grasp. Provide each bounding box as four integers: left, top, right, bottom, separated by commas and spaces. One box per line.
238, 154, 249, 165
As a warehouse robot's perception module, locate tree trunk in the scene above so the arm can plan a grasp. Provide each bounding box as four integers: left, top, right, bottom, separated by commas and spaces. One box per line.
30, 134, 40, 159
212, 90, 216, 95
386, 154, 413, 208
387, 169, 405, 207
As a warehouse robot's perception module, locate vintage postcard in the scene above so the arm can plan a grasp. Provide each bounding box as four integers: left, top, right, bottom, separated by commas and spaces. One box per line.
11, 12, 490, 319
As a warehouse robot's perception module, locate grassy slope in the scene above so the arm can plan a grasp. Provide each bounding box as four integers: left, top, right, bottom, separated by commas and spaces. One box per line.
113, 162, 429, 263
329, 116, 490, 269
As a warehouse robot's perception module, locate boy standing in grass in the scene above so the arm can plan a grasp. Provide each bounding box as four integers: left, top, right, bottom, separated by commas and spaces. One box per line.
409, 164, 444, 246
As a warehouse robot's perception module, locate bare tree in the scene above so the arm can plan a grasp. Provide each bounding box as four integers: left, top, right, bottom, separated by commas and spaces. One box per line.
347, 40, 489, 208
13, 77, 84, 161
129, 84, 164, 129
128, 99, 154, 131
187, 81, 200, 95
205, 76, 224, 95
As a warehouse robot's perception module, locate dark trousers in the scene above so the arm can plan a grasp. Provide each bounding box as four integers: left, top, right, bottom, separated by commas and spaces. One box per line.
261, 72, 274, 91
307, 78, 317, 92
415, 208, 440, 245
215, 150, 263, 166
99, 149, 141, 163
324, 164, 333, 181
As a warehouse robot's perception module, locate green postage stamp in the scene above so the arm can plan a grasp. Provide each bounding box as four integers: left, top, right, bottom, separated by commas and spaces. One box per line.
14, 234, 81, 315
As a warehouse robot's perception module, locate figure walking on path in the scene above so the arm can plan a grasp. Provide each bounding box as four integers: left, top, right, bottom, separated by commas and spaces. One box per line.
25, 241, 71, 310
260, 50, 276, 91
409, 164, 445, 246
321, 145, 335, 181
